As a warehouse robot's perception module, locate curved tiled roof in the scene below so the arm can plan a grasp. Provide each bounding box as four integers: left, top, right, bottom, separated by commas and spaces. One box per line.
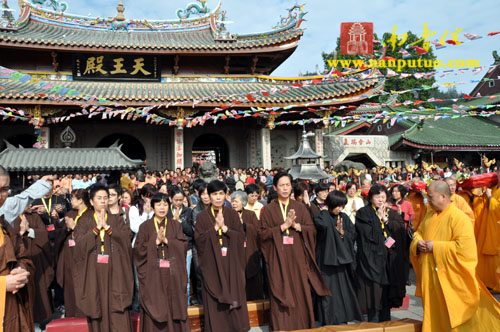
0, 1, 303, 52
0, 77, 379, 106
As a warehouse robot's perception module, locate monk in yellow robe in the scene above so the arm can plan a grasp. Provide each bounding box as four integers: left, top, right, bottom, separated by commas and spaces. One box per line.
444, 177, 475, 224
475, 170, 500, 292
407, 191, 427, 231
410, 181, 500, 332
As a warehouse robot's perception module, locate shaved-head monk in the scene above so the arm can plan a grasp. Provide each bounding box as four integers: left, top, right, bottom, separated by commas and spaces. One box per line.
444, 177, 474, 223
410, 181, 500, 332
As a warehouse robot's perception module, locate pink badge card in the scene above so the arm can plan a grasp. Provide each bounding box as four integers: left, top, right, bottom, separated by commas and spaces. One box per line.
159, 259, 170, 268
283, 236, 294, 245
97, 254, 109, 264
46, 224, 55, 232
221, 247, 228, 256
244, 241, 247, 248
385, 236, 395, 248
68, 239, 76, 247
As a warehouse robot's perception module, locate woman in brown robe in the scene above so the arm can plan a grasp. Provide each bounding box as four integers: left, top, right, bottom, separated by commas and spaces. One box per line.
73, 185, 134, 332
134, 192, 189, 332
194, 180, 249, 332
56, 189, 90, 318
230, 190, 264, 301
259, 172, 330, 331
14, 210, 54, 324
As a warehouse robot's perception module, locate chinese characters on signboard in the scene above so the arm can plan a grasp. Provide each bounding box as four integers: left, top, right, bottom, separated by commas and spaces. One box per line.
72, 54, 160, 81
174, 129, 184, 170
343, 137, 372, 147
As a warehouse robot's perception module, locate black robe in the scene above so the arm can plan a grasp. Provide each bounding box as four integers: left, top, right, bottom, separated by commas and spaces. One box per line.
240, 209, 264, 301
313, 211, 362, 325
355, 205, 407, 311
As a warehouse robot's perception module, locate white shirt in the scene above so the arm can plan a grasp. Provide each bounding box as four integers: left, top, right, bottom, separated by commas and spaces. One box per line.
129, 205, 154, 247
342, 196, 364, 224
245, 201, 263, 220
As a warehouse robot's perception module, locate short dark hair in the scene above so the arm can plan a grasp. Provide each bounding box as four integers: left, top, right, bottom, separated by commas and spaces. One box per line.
368, 184, 388, 202
193, 179, 206, 194
293, 182, 309, 199
207, 180, 227, 195
169, 186, 185, 198
108, 183, 123, 197
151, 192, 169, 208
245, 183, 260, 195
139, 183, 158, 198
314, 182, 329, 194
89, 184, 109, 201
345, 181, 357, 192
273, 172, 293, 187
325, 190, 348, 210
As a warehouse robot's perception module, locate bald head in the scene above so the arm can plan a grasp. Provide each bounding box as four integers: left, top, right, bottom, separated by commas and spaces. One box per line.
428, 181, 451, 212
430, 181, 451, 198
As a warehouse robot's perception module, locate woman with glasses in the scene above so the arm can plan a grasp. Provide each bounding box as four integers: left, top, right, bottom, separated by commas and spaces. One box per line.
73, 185, 134, 332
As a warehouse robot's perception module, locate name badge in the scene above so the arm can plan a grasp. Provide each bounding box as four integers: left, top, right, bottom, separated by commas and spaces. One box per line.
283, 236, 294, 245
68, 239, 76, 247
97, 254, 109, 264
244, 240, 247, 248
46, 224, 55, 232
221, 247, 228, 256
159, 259, 170, 268
385, 236, 395, 248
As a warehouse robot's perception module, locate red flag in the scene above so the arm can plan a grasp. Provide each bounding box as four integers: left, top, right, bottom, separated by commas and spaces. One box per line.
489, 95, 498, 100
246, 94, 254, 102
464, 94, 472, 100
293, 83, 303, 88
414, 100, 425, 105
261, 90, 270, 97
279, 88, 290, 94
488, 31, 500, 36
411, 46, 428, 54
445, 40, 462, 45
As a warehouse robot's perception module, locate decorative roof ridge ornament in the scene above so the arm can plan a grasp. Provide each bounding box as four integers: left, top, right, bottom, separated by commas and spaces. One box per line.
109, 0, 129, 31
177, 0, 209, 20
115, 0, 125, 21
30, 0, 67, 12
60, 125, 76, 148
1, 0, 16, 29
273, 3, 306, 30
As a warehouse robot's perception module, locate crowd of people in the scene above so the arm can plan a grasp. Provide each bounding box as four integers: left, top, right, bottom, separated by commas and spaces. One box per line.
0, 162, 499, 332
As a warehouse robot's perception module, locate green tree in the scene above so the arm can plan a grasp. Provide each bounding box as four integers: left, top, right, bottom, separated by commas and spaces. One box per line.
322, 31, 437, 103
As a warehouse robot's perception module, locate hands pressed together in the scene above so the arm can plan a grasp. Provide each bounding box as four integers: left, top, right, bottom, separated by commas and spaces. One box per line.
417, 240, 434, 253
281, 209, 301, 233
6, 267, 30, 294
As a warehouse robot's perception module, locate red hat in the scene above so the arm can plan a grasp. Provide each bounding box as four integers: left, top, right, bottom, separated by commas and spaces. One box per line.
411, 181, 428, 192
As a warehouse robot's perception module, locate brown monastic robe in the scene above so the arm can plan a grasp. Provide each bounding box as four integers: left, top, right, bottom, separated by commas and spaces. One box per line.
194, 207, 250, 332
259, 199, 331, 331
73, 211, 134, 332
134, 217, 189, 332
14, 213, 54, 323
56, 209, 89, 318
240, 209, 263, 301
0, 217, 35, 332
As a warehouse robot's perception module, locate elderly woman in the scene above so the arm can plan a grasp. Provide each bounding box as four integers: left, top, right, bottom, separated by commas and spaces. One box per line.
355, 184, 407, 323
231, 190, 264, 300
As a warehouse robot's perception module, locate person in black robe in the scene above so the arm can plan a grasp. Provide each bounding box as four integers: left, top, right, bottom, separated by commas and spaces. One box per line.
309, 183, 329, 219
355, 184, 407, 323
194, 180, 249, 332
313, 190, 362, 325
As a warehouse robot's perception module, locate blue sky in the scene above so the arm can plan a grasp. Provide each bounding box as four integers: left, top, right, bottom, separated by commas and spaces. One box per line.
9, 0, 500, 93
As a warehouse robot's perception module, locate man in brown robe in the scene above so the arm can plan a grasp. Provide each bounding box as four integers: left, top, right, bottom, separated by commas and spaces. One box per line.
259, 172, 330, 331
14, 211, 54, 325
73, 186, 134, 332
134, 192, 189, 332
194, 180, 249, 332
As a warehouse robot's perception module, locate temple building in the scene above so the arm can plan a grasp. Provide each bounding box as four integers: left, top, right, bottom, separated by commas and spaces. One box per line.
0, 0, 388, 171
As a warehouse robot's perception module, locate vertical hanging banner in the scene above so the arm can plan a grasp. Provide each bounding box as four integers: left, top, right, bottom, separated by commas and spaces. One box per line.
174, 128, 184, 170
39, 127, 50, 149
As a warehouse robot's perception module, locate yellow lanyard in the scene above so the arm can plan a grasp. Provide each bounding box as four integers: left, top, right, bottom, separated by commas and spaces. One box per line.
279, 200, 290, 235
171, 205, 183, 218
72, 207, 87, 238
154, 217, 167, 258
93, 212, 108, 254
41, 196, 53, 224
373, 205, 388, 239
211, 206, 224, 246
